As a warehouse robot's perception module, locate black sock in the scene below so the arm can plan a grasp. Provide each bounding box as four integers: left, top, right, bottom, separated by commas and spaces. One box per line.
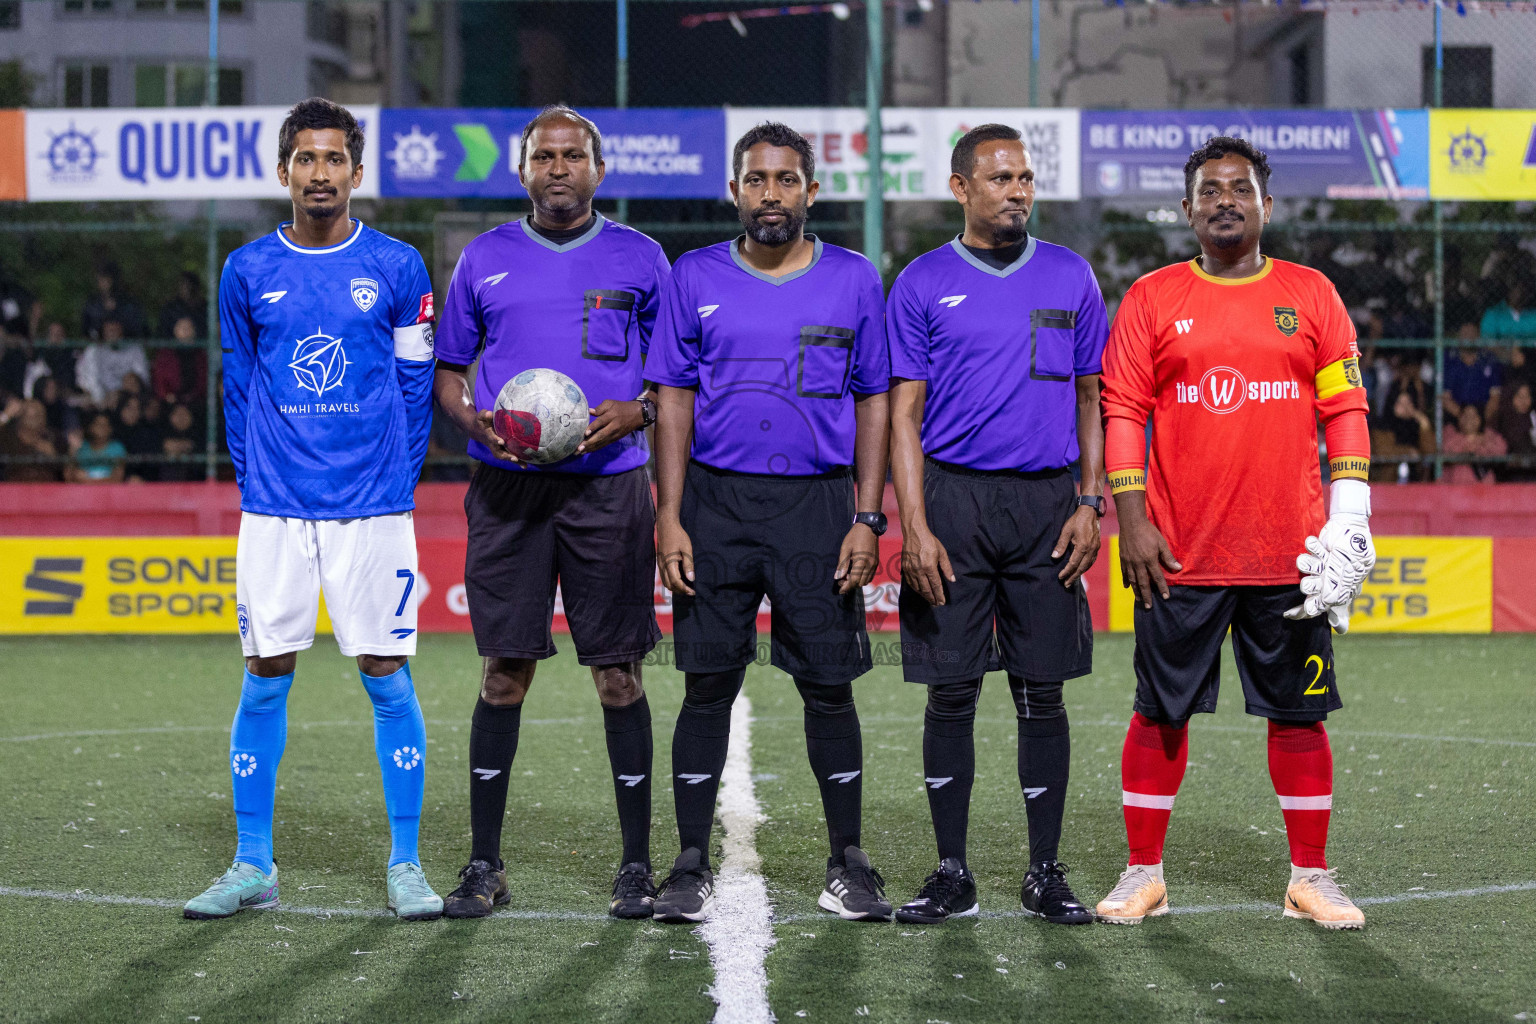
671, 669, 744, 867
923, 681, 980, 868
796, 680, 863, 864
468, 697, 522, 865
1011, 676, 1070, 866
603, 694, 653, 868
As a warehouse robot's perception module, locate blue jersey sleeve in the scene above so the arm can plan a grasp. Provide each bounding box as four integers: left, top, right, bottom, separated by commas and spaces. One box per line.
434, 249, 482, 367
646, 262, 701, 388
391, 252, 436, 481
1074, 261, 1110, 376
850, 259, 889, 396
637, 246, 672, 360
885, 267, 930, 382
218, 254, 255, 489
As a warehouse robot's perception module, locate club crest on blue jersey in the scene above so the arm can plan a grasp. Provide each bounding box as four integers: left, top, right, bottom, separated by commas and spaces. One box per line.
351, 277, 379, 312
236, 602, 250, 638
288, 330, 351, 395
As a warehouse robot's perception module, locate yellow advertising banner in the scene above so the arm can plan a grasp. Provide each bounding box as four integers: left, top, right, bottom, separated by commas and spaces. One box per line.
1105, 536, 1491, 634
1429, 109, 1536, 201
0, 538, 333, 635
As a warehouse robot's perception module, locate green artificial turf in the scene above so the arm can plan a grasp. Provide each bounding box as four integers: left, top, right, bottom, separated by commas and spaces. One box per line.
1, 634, 1533, 1023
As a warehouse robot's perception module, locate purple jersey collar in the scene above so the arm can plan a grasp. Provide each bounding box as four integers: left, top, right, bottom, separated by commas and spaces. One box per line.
518, 213, 606, 253
947, 233, 1038, 278
728, 234, 824, 286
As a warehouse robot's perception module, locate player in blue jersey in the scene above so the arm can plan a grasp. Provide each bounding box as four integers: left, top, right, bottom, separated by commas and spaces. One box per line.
183, 98, 443, 922
647, 124, 893, 923
432, 106, 671, 920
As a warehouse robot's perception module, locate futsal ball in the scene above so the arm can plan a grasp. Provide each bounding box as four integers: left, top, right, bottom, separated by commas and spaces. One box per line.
493, 368, 589, 465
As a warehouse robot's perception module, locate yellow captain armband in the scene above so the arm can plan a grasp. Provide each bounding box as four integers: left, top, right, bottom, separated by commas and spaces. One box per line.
1315, 356, 1364, 401
1108, 469, 1147, 494
1328, 456, 1371, 481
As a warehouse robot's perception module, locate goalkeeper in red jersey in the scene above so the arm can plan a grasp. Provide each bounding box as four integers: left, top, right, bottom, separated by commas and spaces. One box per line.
1093, 137, 1375, 930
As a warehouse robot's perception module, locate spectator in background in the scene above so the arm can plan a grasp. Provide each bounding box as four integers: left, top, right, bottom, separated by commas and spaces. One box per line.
1442, 403, 1506, 484
1480, 272, 1536, 343
82, 261, 146, 341
0, 326, 28, 401
77, 317, 150, 407
158, 271, 208, 340
35, 374, 80, 449
151, 316, 208, 404
33, 322, 78, 394
1432, 245, 1482, 337
0, 398, 63, 482
159, 402, 200, 482
1441, 321, 1502, 421
1493, 382, 1536, 483
1371, 388, 1434, 483
68, 411, 126, 483
115, 392, 161, 482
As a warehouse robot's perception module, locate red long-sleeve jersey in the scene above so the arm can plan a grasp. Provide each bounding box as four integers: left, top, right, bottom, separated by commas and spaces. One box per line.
1101, 257, 1371, 585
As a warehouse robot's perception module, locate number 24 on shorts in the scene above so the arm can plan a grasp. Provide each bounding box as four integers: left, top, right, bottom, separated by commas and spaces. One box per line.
1303, 654, 1331, 695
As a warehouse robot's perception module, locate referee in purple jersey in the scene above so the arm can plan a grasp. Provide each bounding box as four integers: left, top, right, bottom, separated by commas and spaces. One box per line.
886, 124, 1109, 925
432, 106, 670, 920
646, 123, 893, 924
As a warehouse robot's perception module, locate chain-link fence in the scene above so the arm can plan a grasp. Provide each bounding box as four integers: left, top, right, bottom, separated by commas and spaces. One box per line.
1, 0, 1533, 481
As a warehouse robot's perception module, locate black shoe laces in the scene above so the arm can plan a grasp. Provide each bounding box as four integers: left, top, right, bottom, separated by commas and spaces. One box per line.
660, 864, 708, 895
1032, 862, 1078, 905
613, 868, 656, 901
842, 862, 887, 901
451, 860, 497, 898
915, 867, 967, 907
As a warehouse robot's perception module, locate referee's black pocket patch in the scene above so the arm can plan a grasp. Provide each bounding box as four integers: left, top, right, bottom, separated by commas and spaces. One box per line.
1029, 308, 1076, 382
797, 325, 856, 399
582, 289, 638, 362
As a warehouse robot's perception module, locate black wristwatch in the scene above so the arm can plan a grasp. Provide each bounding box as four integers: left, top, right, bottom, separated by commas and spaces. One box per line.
853, 511, 888, 536
637, 395, 657, 428
1077, 494, 1106, 518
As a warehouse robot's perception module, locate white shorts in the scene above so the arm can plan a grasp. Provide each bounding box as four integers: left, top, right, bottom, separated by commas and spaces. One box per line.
235, 511, 419, 659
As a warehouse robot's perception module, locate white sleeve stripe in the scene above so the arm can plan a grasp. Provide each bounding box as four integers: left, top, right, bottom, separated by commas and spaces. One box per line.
393, 323, 434, 361
1277, 794, 1333, 810
1122, 790, 1177, 810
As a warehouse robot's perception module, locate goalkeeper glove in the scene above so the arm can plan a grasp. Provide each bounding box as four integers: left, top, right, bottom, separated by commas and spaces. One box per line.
1285, 478, 1374, 634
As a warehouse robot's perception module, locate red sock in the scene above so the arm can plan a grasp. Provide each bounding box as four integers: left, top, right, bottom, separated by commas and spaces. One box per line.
1267, 721, 1333, 870
1120, 712, 1188, 865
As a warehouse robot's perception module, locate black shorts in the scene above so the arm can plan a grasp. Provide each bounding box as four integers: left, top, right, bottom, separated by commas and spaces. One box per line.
899, 459, 1093, 685
671, 460, 872, 686
464, 463, 661, 665
1132, 584, 1341, 723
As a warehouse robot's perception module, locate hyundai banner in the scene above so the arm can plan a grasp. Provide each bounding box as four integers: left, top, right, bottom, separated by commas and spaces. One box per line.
1081, 109, 1429, 200
25, 105, 381, 201
377, 108, 726, 199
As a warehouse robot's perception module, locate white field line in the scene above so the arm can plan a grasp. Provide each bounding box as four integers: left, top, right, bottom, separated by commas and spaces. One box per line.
696, 691, 776, 1024
771, 880, 1536, 923
4, 879, 1534, 927
0, 718, 586, 744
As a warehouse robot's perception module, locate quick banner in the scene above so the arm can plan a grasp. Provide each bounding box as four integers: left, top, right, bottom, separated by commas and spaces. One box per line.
24, 105, 381, 201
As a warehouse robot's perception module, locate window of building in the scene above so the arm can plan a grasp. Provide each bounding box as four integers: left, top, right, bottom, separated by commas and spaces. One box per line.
132, 0, 245, 13
64, 63, 111, 107
1422, 45, 1493, 107
135, 62, 242, 105
0, 3, 21, 29
63, 0, 115, 12
1288, 44, 1311, 106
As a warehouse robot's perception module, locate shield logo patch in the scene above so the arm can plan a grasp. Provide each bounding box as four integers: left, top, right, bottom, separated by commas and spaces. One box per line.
351, 278, 379, 312
1273, 306, 1299, 337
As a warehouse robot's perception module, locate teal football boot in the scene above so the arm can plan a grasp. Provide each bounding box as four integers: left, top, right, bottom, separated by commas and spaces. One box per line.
387, 862, 444, 921
183, 862, 279, 919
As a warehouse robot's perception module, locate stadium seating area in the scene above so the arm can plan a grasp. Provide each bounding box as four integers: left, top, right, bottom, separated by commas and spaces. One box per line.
0, 240, 1533, 482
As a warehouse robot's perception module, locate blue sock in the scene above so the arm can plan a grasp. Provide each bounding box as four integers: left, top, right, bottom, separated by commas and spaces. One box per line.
360, 663, 427, 868
231, 669, 294, 875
